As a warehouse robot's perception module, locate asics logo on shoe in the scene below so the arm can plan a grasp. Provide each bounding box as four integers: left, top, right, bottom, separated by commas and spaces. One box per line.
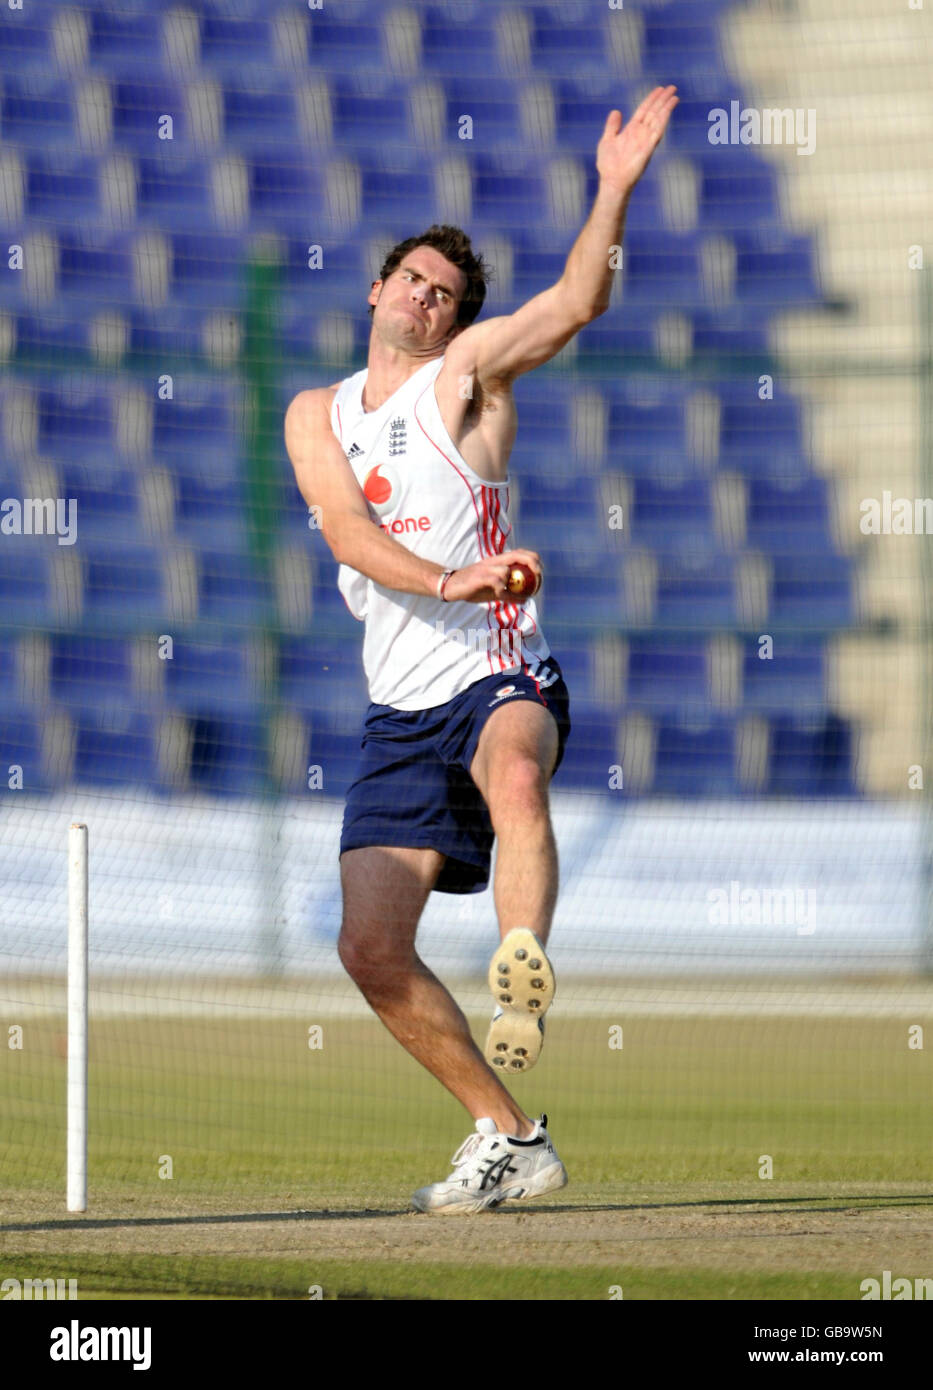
478, 1154, 518, 1191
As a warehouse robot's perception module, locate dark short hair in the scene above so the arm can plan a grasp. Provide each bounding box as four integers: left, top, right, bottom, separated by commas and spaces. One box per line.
369, 224, 491, 328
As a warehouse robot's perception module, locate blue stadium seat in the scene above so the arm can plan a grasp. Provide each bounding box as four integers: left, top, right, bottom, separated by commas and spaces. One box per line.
511, 380, 575, 475
89, 8, 161, 70
442, 79, 522, 149
278, 636, 367, 713
278, 634, 369, 794
554, 78, 642, 155
136, 154, 214, 230
49, 636, 135, 708
26, 151, 100, 223
692, 305, 772, 358
642, 3, 725, 86
223, 81, 297, 146
332, 74, 411, 149
73, 708, 160, 788
164, 640, 259, 715
630, 475, 714, 546
538, 550, 626, 630
529, 4, 617, 78
15, 306, 91, 357
767, 713, 854, 796
622, 229, 704, 306
128, 305, 202, 360
170, 232, 249, 307
59, 231, 135, 306
745, 476, 833, 556
665, 94, 735, 156
606, 378, 688, 464
654, 548, 735, 626
552, 702, 619, 792
249, 153, 321, 230
61, 460, 141, 543
199, 12, 273, 70
0, 642, 18, 703
734, 229, 821, 305
742, 639, 826, 716
517, 474, 602, 537
0, 548, 52, 627
282, 236, 366, 297
472, 151, 548, 227
1, 74, 74, 147
187, 713, 267, 796
653, 712, 738, 795
0, 710, 47, 793
153, 381, 240, 460
306, 3, 384, 74
718, 384, 804, 469
574, 312, 659, 361
83, 547, 165, 621
510, 230, 570, 301
626, 639, 709, 712
421, 6, 499, 78
356, 149, 435, 226
198, 551, 274, 623
0, 10, 51, 75
173, 459, 249, 552
112, 75, 185, 150
698, 150, 780, 228
769, 555, 853, 627
38, 382, 112, 459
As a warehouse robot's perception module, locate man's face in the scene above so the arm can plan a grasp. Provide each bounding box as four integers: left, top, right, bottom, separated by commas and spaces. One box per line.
368, 246, 468, 352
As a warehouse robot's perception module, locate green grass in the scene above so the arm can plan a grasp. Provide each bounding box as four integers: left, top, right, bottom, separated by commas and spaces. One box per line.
0, 1251, 866, 1301
2, 1009, 931, 1298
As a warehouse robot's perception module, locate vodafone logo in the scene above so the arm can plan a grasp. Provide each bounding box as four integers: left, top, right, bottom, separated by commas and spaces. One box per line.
363, 463, 400, 516
364, 461, 431, 534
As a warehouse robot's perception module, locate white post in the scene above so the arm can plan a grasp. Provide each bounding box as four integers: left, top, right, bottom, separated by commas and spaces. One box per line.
67, 823, 88, 1213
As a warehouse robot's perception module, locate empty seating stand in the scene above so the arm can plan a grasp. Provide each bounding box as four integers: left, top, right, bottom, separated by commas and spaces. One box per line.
0, 0, 854, 798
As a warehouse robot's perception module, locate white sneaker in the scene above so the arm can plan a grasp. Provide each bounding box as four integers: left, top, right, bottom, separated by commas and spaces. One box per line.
484, 928, 555, 1074
411, 1114, 567, 1215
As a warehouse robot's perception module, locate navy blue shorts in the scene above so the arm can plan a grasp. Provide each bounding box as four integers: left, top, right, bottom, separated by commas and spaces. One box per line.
339, 657, 571, 895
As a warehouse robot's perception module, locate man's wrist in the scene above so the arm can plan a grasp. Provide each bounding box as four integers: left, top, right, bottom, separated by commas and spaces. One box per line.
436, 569, 456, 601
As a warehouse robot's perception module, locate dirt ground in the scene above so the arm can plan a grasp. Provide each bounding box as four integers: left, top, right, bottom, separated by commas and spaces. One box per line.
4, 1187, 931, 1277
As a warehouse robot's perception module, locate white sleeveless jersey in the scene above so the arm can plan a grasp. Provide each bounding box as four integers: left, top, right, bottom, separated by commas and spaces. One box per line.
329, 356, 552, 710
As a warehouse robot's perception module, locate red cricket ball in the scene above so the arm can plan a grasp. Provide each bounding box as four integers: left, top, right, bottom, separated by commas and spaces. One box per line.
507, 562, 540, 597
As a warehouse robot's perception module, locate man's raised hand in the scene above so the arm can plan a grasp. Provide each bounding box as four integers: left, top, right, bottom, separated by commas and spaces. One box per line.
596, 86, 679, 197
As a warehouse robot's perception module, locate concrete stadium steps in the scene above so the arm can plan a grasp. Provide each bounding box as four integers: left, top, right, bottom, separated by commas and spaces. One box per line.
725, 0, 931, 796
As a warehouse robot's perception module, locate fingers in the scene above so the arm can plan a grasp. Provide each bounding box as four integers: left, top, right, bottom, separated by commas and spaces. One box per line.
502, 548, 543, 579
631, 84, 678, 129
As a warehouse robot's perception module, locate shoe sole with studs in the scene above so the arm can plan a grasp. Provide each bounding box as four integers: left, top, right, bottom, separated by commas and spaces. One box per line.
484, 928, 555, 1074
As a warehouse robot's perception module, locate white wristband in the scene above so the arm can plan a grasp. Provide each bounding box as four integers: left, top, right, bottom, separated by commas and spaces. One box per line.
437, 570, 455, 601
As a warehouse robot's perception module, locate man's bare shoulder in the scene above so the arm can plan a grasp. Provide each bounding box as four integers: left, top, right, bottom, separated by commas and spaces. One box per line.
284, 383, 342, 430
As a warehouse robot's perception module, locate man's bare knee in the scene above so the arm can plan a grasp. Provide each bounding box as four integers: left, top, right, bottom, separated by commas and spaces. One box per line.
337, 925, 419, 993
337, 844, 444, 994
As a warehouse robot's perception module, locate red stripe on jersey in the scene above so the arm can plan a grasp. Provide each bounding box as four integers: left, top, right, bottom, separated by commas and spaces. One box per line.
413, 389, 508, 675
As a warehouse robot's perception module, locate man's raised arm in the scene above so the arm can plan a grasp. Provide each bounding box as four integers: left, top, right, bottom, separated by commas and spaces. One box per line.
449, 85, 678, 390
